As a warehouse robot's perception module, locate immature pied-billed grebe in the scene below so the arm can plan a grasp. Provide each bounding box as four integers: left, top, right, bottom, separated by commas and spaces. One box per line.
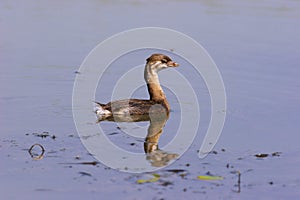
95, 54, 179, 120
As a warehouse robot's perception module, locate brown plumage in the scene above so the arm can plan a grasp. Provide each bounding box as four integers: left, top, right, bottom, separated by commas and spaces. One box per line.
95, 53, 179, 122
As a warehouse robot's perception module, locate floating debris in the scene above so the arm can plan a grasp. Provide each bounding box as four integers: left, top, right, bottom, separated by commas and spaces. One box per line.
31, 131, 56, 140
233, 171, 241, 193
271, 152, 282, 157
160, 181, 173, 186
78, 161, 98, 165
108, 132, 119, 136
32, 132, 49, 138
79, 171, 92, 177
197, 175, 224, 181
59, 161, 99, 166
255, 152, 282, 158
166, 169, 186, 173
136, 174, 160, 184
255, 153, 269, 158
75, 156, 81, 160
28, 144, 45, 160
210, 150, 218, 155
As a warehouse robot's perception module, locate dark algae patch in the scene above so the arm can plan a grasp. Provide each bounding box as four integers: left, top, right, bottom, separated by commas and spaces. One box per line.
28, 131, 57, 140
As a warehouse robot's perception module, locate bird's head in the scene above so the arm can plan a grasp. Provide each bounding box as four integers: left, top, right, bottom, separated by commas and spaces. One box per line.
146, 54, 179, 72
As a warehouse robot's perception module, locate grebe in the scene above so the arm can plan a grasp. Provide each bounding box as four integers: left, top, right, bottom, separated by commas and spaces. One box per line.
95, 54, 179, 120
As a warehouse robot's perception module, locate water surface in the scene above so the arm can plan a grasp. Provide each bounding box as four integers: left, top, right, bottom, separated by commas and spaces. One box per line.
1, 0, 300, 199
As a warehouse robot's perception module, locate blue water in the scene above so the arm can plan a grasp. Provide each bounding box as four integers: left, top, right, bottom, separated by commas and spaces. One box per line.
1, 0, 300, 199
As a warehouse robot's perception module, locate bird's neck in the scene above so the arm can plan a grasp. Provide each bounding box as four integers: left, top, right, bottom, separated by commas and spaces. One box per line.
144, 64, 170, 111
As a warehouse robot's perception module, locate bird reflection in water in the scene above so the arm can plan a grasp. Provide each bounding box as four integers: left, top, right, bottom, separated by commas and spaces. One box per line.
95, 54, 180, 167
96, 104, 178, 167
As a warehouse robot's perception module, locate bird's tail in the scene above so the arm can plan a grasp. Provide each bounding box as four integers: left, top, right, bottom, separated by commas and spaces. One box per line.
94, 101, 111, 116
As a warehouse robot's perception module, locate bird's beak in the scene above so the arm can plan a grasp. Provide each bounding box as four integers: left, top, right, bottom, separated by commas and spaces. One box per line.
167, 61, 179, 67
